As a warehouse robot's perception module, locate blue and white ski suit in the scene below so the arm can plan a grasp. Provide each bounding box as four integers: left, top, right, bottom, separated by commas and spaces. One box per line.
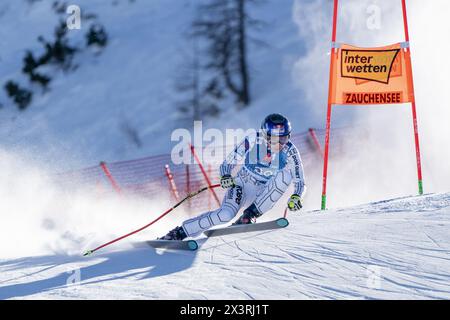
182, 133, 306, 237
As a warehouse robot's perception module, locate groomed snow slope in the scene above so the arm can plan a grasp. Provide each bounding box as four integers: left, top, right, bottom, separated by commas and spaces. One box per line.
1, 192, 449, 300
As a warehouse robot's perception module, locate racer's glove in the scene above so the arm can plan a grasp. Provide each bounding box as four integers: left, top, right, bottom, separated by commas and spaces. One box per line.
220, 174, 235, 189
287, 194, 303, 211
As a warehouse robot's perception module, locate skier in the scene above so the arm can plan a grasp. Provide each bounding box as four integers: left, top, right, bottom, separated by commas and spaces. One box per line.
159, 113, 306, 241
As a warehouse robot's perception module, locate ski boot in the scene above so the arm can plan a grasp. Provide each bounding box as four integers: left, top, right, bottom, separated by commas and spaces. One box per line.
158, 226, 187, 241
233, 204, 262, 225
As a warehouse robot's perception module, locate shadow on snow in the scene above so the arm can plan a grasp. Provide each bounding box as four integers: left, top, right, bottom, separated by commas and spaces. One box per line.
0, 246, 197, 299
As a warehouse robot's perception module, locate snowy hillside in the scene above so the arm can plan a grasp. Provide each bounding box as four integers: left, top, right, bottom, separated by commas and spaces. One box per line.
0, 0, 198, 166
1, 0, 450, 302
1, 0, 450, 206
1, 192, 449, 300
0, 0, 307, 167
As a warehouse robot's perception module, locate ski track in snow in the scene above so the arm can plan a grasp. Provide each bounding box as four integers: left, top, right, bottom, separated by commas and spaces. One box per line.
1, 193, 450, 299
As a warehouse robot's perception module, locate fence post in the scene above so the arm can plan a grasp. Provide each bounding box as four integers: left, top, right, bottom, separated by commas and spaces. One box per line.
95, 179, 105, 196
185, 164, 191, 213
308, 128, 324, 158
208, 164, 212, 210
164, 164, 180, 201
189, 144, 221, 206
99, 161, 122, 194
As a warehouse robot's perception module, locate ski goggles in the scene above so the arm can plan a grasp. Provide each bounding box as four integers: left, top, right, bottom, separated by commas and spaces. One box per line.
267, 134, 290, 146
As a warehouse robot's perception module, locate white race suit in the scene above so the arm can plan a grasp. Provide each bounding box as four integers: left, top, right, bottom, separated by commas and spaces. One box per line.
182, 133, 306, 237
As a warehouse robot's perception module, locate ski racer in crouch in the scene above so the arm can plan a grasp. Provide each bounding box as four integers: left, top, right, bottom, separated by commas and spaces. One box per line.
159, 113, 306, 241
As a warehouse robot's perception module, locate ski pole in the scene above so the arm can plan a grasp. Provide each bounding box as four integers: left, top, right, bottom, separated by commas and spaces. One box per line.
83, 184, 220, 256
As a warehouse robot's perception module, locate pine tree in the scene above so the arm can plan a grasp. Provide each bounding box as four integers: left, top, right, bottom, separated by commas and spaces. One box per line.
4, 81, 33, 110
86, 24, 108, 48
175, 39, 222, 121
193, 0, 256, 107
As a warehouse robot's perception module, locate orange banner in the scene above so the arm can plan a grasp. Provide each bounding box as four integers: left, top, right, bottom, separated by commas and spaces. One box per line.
329, 43, 415, 105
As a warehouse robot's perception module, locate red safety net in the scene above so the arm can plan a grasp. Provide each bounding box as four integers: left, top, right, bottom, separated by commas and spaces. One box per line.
54, 128, 348, 214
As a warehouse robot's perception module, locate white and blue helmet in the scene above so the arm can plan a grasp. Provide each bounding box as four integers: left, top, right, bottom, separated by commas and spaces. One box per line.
261, 113, 292, 145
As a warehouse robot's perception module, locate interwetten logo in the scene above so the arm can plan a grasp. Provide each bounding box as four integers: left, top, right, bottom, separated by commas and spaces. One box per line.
341, 49, 400, 84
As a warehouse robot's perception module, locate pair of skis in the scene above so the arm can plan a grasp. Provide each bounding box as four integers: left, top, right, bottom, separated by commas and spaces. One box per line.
145, 217, 289, 251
